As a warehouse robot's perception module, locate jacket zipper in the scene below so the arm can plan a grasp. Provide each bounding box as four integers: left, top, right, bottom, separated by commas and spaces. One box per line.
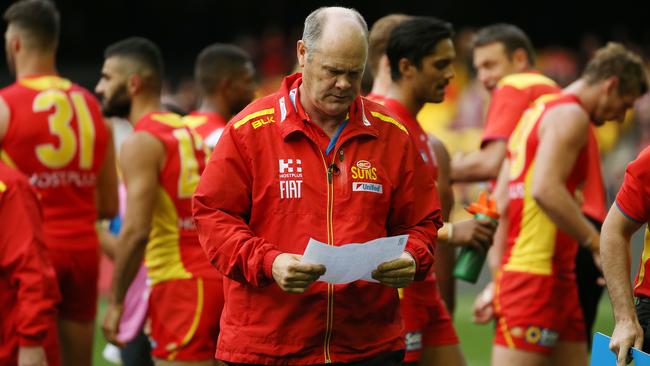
319, 149, 337, 364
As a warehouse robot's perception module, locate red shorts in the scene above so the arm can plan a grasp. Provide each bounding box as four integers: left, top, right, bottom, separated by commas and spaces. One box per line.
149, 277, 223, 361
48, 247, 99, 322
401, 287, 459, 363
494, 271, 586, 354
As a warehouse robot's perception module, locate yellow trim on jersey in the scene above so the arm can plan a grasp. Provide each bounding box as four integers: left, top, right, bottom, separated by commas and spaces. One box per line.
503, 162, 556, 275
635, 228, 650, 291
19, 76, 72, 91
150, 113, 185, 128
168, 277, 205, 361
234, 108, 274, 129
145, 187, 192, 285
497, 73, 557, 90
0, 150, 17, 169
0, 180, 6, 193
369, 111, 409, 135
182, 115, 208, 129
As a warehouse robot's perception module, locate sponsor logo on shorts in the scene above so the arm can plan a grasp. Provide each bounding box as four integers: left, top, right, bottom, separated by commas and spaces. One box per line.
405, 331, 423, 352
522, 326, 559, 347
352, 182, 382, 194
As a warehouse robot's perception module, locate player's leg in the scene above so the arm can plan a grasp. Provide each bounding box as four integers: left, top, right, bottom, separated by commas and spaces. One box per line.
418, 344, 465, 366
549, 341, 587, 366
491, 345, 548, 366
58, 319, 94, 366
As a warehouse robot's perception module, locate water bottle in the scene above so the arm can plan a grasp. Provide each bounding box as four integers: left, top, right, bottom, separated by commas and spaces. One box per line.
453, 192, 499, 283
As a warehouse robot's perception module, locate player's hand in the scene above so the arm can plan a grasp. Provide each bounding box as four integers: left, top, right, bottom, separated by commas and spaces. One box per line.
272, 253, 326, 293
449, 218, 497, 254
18, 346, 48, 366
102, 302, 124, 347
473, 281, 495, 324
372, 252, 416, 288
609, 318, 643, 366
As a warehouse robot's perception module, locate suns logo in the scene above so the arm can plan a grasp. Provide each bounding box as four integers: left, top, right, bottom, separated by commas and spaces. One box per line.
350, 160, 377, 181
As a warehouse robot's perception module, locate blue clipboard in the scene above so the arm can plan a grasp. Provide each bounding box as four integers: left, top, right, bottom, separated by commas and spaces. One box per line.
591, 332, 650, 366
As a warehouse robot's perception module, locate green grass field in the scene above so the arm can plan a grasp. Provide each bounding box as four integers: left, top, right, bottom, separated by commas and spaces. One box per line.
92, 290, 615, 366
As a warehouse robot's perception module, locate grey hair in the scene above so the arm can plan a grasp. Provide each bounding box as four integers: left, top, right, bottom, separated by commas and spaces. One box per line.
302, 7, 368, 57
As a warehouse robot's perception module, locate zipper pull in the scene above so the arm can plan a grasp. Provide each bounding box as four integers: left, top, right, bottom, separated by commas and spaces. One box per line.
327, 165, 333, 184
327, 163, 340, 183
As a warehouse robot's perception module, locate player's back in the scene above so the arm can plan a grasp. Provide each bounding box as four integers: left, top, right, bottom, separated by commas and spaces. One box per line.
0, 75, 110, 250
503, 93, 589, 276
134, 112, 217, 285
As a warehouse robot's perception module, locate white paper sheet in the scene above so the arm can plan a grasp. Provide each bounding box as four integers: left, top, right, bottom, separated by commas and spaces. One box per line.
301, 235, 408, 284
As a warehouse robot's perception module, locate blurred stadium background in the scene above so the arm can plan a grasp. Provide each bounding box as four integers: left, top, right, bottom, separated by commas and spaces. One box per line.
2, 0, 649, 364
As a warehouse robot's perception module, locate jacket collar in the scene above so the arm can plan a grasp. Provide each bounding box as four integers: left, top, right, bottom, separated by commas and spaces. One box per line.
275, 73, 378, 141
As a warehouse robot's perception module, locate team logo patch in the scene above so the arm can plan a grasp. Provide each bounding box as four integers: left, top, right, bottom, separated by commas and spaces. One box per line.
279, 159, 302, 199
405, 331, 423, 352
350, 160, 378, 181
352, 182, 382, 194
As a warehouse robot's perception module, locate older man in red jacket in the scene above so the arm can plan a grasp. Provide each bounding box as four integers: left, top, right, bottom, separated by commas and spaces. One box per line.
193, 6, 442, 366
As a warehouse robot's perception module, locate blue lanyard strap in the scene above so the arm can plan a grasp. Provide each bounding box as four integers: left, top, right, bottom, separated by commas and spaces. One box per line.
325, 119, 349, 155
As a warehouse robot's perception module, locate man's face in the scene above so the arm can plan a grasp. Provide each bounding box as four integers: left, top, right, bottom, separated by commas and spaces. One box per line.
299, 35, 366, 118
473, 42, 520, 91
95, 57, 132, 118
592, 85, 639, 126
227, 62, 257, 114
412, 38, 456, 104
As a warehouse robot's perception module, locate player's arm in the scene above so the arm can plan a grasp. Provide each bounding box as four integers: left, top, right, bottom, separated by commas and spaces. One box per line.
450, 140, 507, 182
473, 159, 509, 324
602, 205, 644, 365
95, 118, 118, 219
103, 132, 162, 345
531, 105, 599, 249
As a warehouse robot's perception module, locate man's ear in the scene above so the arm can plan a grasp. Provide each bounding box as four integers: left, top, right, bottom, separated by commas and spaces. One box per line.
297, 40, 307, 69
398, 57, 415, 79
603, 76, 620, 95
126, 73, 142, 96
511, 48, 529, 71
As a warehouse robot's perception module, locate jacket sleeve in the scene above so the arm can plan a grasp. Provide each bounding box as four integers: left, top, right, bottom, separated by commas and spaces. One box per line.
193, 125, 281, 287
0, 180, 60, 346
387, 138, 443, 281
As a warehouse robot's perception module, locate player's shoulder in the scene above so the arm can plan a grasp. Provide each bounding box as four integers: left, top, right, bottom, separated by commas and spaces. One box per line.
629, 146, 650, 179
361, 96, 410, 137
497, 72, 557, 90
228, 94, 277, 133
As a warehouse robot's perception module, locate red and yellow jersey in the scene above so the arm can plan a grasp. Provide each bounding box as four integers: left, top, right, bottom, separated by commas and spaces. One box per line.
503, 94, 589, 276
481, 72, 560, 147
183, 111, 227, 149
380, 97, 440, 305
0, 75, 109, 250
134, 112, 217, 285
614, 146, 650, 297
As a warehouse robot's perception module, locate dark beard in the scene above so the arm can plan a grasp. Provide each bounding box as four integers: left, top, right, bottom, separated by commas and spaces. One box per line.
101, 84, 131, 118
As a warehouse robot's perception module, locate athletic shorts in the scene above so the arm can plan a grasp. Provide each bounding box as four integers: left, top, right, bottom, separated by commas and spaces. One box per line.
48, 247, 99, 322
493, 270, 586, 354
401, 287, 459, 363
149, 277, 223, 361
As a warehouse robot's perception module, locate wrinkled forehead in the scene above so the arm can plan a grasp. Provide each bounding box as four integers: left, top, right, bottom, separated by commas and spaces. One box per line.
473, 42, 508, 64
103, 56, 139, 77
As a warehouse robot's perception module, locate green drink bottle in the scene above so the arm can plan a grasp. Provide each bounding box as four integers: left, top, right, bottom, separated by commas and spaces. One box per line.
453, 192, 499, 283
